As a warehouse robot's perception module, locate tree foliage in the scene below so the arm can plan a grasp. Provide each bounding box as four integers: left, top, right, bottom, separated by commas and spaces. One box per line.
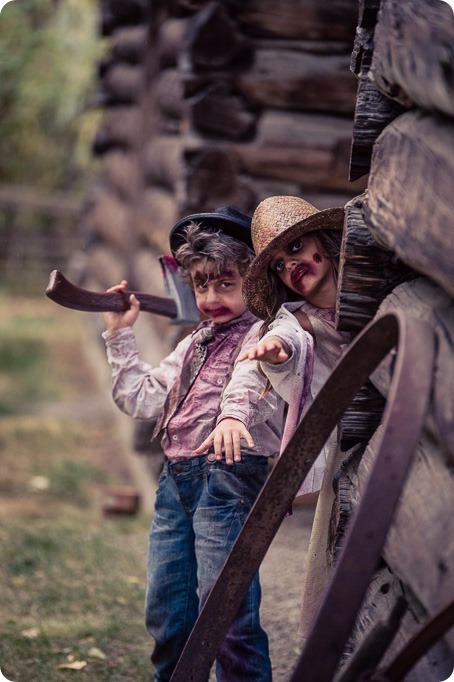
0, 0, 104, 192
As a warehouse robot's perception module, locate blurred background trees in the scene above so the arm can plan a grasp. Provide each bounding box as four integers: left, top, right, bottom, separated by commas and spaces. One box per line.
0, 0, 103, 192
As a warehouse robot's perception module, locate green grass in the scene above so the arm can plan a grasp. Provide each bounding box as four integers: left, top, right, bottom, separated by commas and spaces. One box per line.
0, 293, 154, 680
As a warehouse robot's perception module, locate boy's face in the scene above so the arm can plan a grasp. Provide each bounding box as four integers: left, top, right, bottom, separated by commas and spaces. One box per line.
190, 261, 247, 324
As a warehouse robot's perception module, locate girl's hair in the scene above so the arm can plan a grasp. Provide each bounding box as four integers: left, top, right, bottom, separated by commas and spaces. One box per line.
260, 228, 342, 335
175, 221, 255, 284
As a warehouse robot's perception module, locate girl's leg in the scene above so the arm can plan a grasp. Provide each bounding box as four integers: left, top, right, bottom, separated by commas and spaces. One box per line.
145, 463, 198, 681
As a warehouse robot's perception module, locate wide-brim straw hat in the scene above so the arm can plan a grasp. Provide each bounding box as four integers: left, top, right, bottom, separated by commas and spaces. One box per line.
243, 196, 344, 320
169, 206, 253, 260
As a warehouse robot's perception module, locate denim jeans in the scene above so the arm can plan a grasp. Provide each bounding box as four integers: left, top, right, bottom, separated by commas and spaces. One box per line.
145, 455, 272, 682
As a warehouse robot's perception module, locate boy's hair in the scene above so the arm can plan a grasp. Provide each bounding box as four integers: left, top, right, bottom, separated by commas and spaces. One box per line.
175, 221, 255, 284
260, 227, 342, 335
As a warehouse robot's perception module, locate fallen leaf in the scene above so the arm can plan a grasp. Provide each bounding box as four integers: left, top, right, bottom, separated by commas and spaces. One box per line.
87, 647, 106, 660
57, 661, 87, 670
28, 475, 50, 491
21, 628, 40, 639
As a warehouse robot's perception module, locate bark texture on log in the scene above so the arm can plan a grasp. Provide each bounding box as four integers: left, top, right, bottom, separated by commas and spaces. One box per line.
364, 110, 454, 299
336, 193, 417, 333
92, 106, 141, 155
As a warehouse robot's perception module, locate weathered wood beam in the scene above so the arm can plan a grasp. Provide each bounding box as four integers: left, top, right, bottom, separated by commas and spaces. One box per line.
80, 189, 131, 252
143, 136, 185, 190
235, 49, 357, 114
336, 193, 417, 332
100, 151, 140, 202
188, 82, 256, 140
370, 0, 454, 116
184, 2, 250, 70
100, 0, 148, 37
364, 110, 454, 298
92, 106, 141, 155
154, 69, 186, 120
349, 75, 406, 181
225, 0, 358, 43
156, 18, 188, 68
232, 111, 367, 192
140, 187, 179, 254
111, 26, 148, 64
96, 63, 144, 106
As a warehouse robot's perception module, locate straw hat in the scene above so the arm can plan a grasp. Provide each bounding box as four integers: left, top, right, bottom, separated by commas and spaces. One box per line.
169, 206, 253, 259
243, 196, 344, 320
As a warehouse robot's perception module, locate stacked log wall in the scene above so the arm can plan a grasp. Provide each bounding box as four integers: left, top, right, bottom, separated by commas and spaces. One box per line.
77, 0, 363, 424
332, 0, 454, 677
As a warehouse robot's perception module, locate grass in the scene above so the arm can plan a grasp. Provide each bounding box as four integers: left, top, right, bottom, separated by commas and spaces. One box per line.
0, 289, 153, 681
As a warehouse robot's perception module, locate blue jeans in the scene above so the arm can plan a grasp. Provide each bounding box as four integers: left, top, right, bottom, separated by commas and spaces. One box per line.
145, 455, 272, 682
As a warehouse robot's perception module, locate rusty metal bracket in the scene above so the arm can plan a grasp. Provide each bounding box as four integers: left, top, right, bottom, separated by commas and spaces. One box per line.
170, 311, 435, 682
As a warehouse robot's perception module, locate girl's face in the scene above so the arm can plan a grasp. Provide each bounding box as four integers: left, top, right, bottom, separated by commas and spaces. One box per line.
269, 234, 336, 307
190, 261, 247, 324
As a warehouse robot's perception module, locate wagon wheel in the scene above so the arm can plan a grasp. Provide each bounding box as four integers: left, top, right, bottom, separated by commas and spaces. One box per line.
170, 311, 436, 682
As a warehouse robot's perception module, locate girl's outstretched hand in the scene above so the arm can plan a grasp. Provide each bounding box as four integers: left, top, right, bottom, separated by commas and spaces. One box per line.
238, 336, 290, 364
103, 280, 140, 333
195, 418, 254, 464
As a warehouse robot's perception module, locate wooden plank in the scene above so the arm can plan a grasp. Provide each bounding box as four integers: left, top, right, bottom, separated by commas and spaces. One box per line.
364, 110, 454, 298
371, 0, 454, 116
232, 111, 367, 192
235, 49, 357, 114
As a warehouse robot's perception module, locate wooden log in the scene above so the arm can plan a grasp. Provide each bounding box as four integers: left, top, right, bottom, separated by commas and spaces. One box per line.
96, 63, 144, 106
143, 136, 185, 190
349, 74, 406, 181
185, 2, 250, 69
364, 110, 454, 298
111, 26, 148, 64
232, 111, 367, 192
225, 0, 358, 43
100, 0, 148, 37
184, 146, 258, 212
100, 151, 141, 202
235, 49, 357, 114
156, 18, 188, 68
370, 0, 454, 116
80, 189, 132, 252
140, 187, 179, 253
188, 82, 256, 140
85, 244, 127, 290
154, 69, 186, 120
92, 106, 141, 155
336, 193, 417, 333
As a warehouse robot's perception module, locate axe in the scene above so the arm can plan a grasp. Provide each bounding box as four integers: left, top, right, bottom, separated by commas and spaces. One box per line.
46, 255, 200, 326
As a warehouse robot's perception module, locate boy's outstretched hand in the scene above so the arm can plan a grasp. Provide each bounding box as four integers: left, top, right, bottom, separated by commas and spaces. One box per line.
103, 280, 141, 333
238, 336, 290, 364
195, 418, 254, 464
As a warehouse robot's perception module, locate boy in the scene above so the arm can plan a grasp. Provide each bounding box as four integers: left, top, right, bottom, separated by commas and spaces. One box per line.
102, 206, 284, 681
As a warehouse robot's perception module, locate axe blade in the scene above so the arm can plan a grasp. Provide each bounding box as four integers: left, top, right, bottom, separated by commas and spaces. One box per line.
159, 255, 200, 326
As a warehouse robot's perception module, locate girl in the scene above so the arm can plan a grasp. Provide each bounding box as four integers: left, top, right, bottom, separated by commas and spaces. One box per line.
199, 195, 351, 495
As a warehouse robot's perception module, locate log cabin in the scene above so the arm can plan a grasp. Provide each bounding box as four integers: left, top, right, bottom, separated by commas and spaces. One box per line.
72, 0, 453, 678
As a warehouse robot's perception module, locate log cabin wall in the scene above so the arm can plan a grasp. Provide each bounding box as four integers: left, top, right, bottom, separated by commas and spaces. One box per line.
331, 0, 454, 677
77, 0, 364, 448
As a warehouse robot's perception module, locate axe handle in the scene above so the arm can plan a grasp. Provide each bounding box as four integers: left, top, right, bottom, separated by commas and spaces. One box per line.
46, 270, 178, 319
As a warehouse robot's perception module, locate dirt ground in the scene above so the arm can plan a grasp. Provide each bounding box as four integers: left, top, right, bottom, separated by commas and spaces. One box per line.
81, 321, 315, 680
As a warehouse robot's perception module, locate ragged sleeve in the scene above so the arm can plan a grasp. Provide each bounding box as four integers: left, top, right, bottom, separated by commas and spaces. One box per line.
103, 326, 191, 420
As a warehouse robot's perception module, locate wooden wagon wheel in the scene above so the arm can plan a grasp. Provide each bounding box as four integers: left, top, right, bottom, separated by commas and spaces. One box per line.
170, 310, 436, 682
